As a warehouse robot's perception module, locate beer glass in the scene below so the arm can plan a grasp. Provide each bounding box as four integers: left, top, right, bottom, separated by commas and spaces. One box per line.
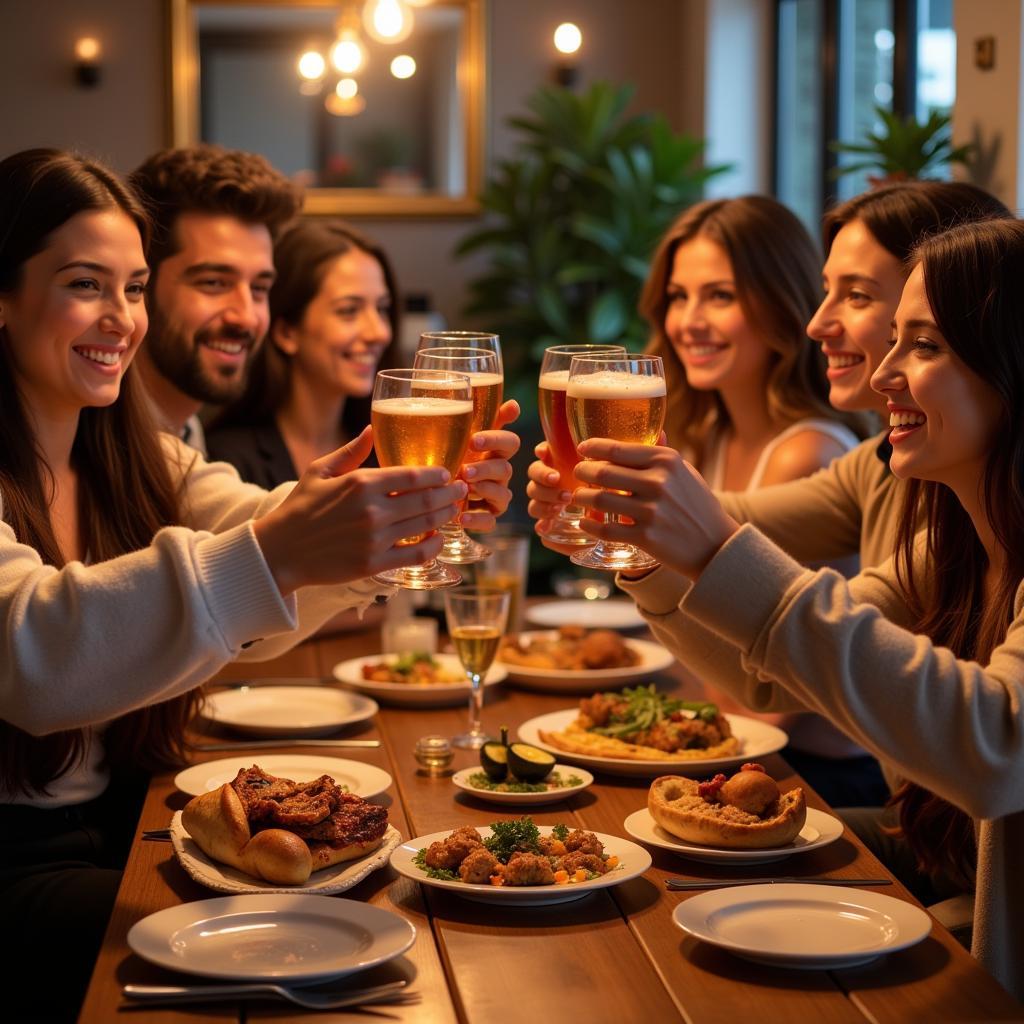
538, 344, 626, 545
418, 330, 502, 373
413, 347, 504, 564
565, 354, 666, 571
444, 586, 510, 749
370, 367, 475, 590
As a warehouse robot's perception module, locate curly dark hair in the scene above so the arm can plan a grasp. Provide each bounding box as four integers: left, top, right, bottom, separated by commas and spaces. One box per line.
129, 144, 301, 272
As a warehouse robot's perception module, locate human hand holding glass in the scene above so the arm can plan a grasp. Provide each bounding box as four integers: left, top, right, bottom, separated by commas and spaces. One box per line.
565, 354, 666, 571
413, 346, 503, 564
537, 343, 626, 546
444, 586, 510, 749
370, 367, 475, 590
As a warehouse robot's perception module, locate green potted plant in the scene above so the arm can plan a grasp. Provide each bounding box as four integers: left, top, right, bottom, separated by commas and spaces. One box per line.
455, 82, 727, 410
828, 105, 975, 183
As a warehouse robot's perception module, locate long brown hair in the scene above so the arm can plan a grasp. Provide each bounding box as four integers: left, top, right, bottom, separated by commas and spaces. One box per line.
0, 149, 198, 795
642, 196, 867, 464
889, 219, 1024, 890
210, 219, 400, 440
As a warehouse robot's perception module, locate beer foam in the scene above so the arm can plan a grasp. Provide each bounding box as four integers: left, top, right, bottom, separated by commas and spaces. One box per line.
465, 371, 504, 388
539, 370, 570, 391
565, 370, 667, 399
372, 396, 474, 416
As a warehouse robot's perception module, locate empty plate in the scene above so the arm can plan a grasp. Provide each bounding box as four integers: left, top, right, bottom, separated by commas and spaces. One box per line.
201, 686, 378, 737
672, 883, 931, 969
526, 599, 646, 630
128, 894, 415, 981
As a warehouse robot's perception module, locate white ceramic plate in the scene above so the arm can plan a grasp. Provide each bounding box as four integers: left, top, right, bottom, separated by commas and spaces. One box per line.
170, 811, 403, 895
391, 825, 651, 905
451, 765, 594, 806
672, 883, 931, 969
127, 894, 416, 982
332, 653, 507, 707
174, 755, 392, 799
526, 599, 646, 631
498, 633, 674, 691
517, 709, 788, 778
623, 807, 844, 865
201, 686, 378, 737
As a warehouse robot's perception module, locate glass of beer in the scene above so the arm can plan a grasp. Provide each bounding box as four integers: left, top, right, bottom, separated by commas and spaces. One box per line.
370, 367, 475, 590
444, 586, 510, 749
419, 330, 502, 373
413, 347, 504, 564
538, 344, 626, 545
565, 354, 666, 571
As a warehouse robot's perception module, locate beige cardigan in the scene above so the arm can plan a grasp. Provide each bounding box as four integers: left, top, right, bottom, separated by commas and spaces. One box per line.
619, 526, 1024, 1000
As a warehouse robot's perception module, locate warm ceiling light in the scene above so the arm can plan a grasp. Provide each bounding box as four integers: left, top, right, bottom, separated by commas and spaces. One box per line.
330, 34, 366, 74
364, 0, 413, 44
336, 77, 359, 100
390, 54, 416, 79
75, 37, 101, 62
297, 50, 326, 81
325, 92, 366, 117
553, 22, 582, 55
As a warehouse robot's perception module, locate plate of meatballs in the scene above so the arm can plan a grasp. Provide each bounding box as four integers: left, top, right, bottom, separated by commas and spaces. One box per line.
390, 820, 652, 905
497, 628, 674, 691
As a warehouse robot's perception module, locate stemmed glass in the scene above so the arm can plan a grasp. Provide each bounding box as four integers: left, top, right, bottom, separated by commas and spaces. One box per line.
413, 347, 503, 564
419, 330, 502, 373
444, 587, 510, 749
566, 354, 666, 571
370, 367, 475, 590
538, 343, 627, 546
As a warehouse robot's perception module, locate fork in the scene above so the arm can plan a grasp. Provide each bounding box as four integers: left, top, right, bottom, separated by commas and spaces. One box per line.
122, 979, 413, 1010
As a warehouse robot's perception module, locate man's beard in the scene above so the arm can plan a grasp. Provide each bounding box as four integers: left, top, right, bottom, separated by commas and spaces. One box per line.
146, 307, 259, 405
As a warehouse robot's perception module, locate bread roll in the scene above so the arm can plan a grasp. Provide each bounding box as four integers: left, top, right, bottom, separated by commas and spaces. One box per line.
648, 773, 806, 849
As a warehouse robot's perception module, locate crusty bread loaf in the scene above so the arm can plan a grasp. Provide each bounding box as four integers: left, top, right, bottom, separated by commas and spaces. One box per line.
648, 774, 806, 849
181, 783, 384, 885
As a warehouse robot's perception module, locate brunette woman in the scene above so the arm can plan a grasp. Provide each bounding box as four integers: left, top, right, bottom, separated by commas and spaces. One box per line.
0, 149, 470, 1020
574, 218, 1024, 999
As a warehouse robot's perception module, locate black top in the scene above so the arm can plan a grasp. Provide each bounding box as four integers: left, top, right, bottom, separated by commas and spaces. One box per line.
205, 420, 297, 490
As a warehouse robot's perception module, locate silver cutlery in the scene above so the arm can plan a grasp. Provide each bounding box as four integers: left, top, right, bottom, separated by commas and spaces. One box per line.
188, 738, 381, 750
141, 828, 172, 842
123, 979, 414, 1010
665, 876, 892, 891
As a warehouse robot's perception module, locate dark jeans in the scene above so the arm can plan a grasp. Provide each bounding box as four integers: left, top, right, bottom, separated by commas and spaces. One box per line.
781, 746, 890, 808
0, 770, 147, 1023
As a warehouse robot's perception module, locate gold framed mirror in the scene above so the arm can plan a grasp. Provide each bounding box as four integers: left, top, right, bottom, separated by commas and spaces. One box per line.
169, 0, 485, 216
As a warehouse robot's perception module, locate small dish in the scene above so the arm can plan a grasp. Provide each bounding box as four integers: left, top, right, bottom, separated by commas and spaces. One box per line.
623, 807, 844, 865
174, 755, 392, 799
332, 653, 506, 707
127, 894, 415, 981
451, 765, 594, 805
201, 686, 377, 737
671, 883, 931, 969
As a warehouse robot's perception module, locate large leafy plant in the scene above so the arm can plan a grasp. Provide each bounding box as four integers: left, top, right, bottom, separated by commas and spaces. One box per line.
456, 82, 727, 407
829, 106, 974, 181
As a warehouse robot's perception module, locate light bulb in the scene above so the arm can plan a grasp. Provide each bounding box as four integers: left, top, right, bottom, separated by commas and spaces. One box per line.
297, 50, 325, 81
553, 22, 582, 55
364, 0, 413, 44
330, 34, 366, 74
75, 37, 101, 62
390, 54, 416, 79
325, 92, 366, 117
336, 77, 359, 100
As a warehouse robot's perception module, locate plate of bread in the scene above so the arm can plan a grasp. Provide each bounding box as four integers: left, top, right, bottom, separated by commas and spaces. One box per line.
625, 766, 843, 864
497, 629, 674, 691
171, 764, 401, 894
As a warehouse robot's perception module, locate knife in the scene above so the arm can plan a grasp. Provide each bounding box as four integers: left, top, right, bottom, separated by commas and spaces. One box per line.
665, 877, 892, 890
189, 738, 381, 750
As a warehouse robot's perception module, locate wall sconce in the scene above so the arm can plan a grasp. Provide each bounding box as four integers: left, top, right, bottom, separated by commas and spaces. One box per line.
74, 36, 101, 88
553, 22, 582, 88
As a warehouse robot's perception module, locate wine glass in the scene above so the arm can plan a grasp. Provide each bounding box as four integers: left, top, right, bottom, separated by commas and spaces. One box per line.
413, 347, 504, 564
538, 343, 627, 546
370, 367, 475, 590
565, 354, 666, 571
444, 586, 510, 749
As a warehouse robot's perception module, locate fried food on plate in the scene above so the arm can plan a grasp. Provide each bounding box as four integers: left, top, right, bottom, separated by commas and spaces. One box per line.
360, 652, 463, 685
499, 626, 640, 671
648, 764, 806, 848
538, 685, 741, 762
181, 765, 388, 885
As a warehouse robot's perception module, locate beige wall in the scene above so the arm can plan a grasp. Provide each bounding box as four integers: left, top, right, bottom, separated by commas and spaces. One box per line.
0, 0, 692, 326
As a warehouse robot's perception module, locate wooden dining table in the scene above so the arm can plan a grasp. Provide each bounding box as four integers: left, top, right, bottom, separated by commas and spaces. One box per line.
79, 608, 1023, 1024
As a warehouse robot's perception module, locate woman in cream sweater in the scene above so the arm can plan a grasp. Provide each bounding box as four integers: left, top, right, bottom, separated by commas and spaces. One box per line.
570, 218, 1024, 1001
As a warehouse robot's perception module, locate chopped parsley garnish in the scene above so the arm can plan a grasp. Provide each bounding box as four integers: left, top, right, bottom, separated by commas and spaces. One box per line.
466, 771, 584, 794
483, 816, 542, 860
551, 823, 570, 842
